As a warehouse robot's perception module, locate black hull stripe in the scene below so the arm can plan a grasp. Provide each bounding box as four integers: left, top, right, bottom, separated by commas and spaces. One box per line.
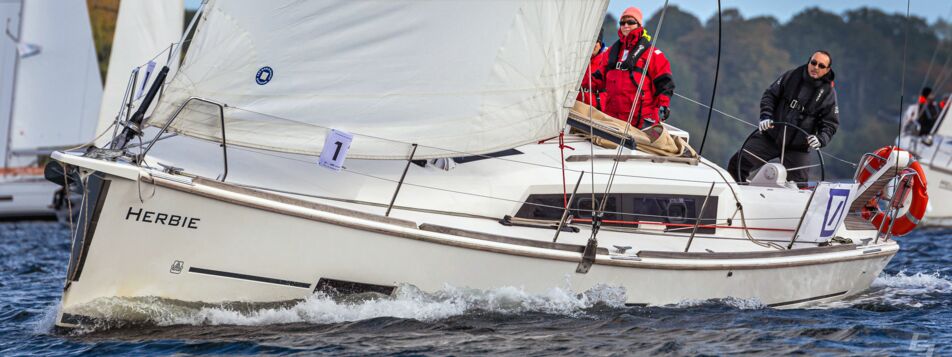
188, 267, 311, 289
768, 290, 848, 307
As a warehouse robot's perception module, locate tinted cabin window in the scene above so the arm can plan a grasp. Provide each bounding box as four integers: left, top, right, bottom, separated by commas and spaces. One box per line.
515, 193, 718, 234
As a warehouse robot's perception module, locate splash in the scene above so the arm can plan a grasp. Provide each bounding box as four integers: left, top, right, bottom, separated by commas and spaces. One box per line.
871, 270, 952, 292
822, 271, 952, 309
64, 283, 627, 330
669, 297, 767, 310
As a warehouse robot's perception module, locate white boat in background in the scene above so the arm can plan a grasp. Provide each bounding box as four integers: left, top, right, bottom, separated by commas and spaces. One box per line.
0, 0, 101, 218
49, 1, 926, 328
899, 95, 952, 225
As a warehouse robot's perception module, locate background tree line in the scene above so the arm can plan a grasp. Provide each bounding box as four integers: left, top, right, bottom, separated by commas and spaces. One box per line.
603, 6, 952, 179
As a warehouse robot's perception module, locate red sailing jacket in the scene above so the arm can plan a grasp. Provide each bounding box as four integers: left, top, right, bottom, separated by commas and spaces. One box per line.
577, 50, 609, 109
592, 28, 675, 128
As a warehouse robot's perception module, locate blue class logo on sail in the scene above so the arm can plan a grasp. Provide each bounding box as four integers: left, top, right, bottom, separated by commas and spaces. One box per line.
256, 66, 273, 85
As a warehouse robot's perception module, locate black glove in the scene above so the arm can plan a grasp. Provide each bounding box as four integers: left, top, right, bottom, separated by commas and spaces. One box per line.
658, 106, 670, 121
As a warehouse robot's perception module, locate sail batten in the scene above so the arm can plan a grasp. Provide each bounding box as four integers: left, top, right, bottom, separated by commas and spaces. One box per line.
150, 0, 608, 159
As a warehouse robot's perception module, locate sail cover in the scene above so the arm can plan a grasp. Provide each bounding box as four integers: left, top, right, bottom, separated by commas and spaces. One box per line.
150, 0, 609, 159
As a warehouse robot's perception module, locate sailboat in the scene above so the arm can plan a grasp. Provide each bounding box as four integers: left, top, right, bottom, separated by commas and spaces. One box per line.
899, 94, 952, 225
48, 1, 926, 328
0, 0, 101, 218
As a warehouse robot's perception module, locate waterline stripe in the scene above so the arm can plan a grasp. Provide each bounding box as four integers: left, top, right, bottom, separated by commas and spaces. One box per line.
768, 291, 848, 307
188, 267, 311, 288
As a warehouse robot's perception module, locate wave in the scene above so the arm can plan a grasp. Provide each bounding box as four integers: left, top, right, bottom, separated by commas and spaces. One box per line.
668, 297, 767, 310
820, 270, 951, 309
63, 283, 627, 331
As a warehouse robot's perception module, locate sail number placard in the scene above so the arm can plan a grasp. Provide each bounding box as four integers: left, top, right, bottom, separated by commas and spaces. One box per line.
319, 129, 354, 171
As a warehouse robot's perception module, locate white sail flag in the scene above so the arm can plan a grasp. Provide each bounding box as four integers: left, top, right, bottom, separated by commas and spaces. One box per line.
150, 0, 608, 159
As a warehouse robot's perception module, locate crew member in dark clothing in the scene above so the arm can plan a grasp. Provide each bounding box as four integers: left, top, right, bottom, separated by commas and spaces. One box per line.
728, 50, 839, 184
917, 87, 940, 136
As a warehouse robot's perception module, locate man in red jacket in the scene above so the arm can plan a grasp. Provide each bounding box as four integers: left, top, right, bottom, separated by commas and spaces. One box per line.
592, 7, 675, 128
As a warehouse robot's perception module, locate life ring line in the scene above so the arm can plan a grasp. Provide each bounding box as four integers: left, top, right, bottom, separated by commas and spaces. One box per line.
857, 146, 928, 236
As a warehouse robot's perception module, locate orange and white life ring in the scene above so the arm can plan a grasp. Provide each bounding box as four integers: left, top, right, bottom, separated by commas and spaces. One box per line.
857, 146, 928, 236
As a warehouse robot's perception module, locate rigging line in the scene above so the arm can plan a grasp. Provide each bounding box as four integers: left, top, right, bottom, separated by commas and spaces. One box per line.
697, 0, 722, 155
898, 0, 911, 181
597, 0, 671, 226
698, 160, 784, 250
674, 93, 754, 127
933, 50, 952, 92
223, 143, 822, 222
926, 4, 952, 90
161, 100, 848, 185
673, 92, 858, 168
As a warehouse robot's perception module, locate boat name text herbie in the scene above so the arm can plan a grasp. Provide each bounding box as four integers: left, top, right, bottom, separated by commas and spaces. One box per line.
125, 207, 200, 229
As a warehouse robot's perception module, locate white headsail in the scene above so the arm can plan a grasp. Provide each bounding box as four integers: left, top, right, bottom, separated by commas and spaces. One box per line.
95, 0, 183, 147
150, 0, 609, 159
3, 0, 102, 166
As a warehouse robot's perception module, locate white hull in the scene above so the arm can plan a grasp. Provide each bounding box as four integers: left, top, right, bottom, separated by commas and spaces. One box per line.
0, 174, 58, 218
53, 152, 897, 327
900, 134, 952, 225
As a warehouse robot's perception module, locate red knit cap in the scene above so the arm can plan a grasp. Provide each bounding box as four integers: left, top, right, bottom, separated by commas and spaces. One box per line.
621, 7, 643, 25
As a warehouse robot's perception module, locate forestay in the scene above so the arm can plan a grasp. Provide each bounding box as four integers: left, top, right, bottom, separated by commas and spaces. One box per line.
95, 0, 183, 146
149, 0, 609, 159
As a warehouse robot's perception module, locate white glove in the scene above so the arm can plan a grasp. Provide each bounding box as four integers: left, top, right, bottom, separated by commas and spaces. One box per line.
807, 135, 821, 149
758, 119, 773, 132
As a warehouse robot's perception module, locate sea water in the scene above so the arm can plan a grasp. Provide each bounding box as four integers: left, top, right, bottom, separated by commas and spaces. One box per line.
1, 222, 949, 355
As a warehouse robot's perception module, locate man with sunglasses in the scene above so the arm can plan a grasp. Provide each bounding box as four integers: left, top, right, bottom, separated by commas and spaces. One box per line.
727, 51, 839, 185
590, 7, 675, 128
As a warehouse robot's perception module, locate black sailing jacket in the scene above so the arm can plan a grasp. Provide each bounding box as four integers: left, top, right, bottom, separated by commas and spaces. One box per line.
760, 64, 839, 152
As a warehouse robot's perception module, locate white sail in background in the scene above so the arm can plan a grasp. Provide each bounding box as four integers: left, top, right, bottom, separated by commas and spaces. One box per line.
5, 0, 101, 165
933, 97, 952, 137
151, 0, 608, 159
95, 0, 183, 146
0, 0, 21, 167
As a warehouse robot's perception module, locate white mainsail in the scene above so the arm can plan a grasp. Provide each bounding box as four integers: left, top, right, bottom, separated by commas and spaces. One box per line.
95, 0, 183, 147
150, 0, 609, 159
4, 0, 102, 166
0, 0, 21, 167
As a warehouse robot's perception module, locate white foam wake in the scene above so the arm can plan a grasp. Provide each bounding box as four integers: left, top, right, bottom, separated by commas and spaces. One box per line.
669, 297, 767, 310
823, 270, 952, 309
68, 283, 628, 328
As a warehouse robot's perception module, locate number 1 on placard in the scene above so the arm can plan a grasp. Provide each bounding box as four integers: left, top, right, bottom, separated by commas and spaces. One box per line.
332, 141, 343, 161
319, 130, 353, 171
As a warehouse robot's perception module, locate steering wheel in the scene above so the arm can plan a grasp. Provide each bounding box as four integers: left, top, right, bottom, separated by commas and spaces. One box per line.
736, 122, 826, 183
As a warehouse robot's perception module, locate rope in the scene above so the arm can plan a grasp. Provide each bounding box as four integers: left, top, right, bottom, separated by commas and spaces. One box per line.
557, 131, 574, 207
595, 0, 671, 240
673, 92, 857, 168
224, 144, 842, 223
697, 0, 722, 155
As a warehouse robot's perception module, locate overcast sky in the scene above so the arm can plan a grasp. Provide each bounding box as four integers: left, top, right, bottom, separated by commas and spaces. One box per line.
608, 1, 949, 24
184, 1, 952, 25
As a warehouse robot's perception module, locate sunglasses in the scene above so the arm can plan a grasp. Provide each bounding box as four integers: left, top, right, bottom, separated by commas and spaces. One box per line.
809, 59, 829, 69
619, 19, 640, 27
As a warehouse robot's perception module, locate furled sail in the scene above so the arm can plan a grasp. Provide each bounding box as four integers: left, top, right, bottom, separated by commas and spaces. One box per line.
149, 0, 609, 159
95, 0, 183, 147
2, 0, 102, 167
